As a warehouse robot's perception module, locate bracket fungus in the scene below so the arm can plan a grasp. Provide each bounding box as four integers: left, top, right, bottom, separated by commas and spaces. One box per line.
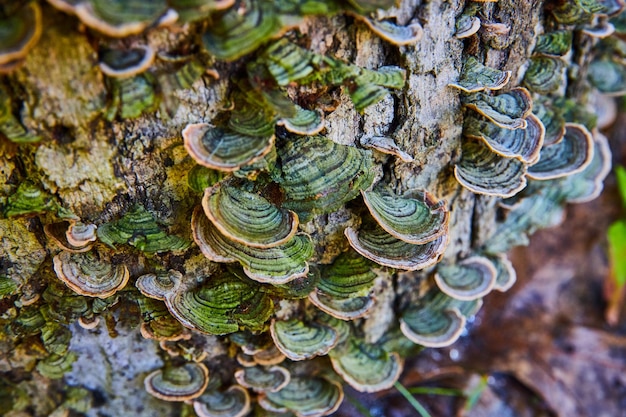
361, 189, 450, 245
52, 250, 129, 298
523, 56, 565, 94
234, 365, 291, 393
193, 385, 252, 417
138, 267, 274, 335
0, 0, 620, 414
448, 56, 511, 93
0, 2, 41, 73
461, 87, 532, 130
345, 221, 449, 271
192, 207, 313, 284
308, 251, 377, 320
144, 362, 209, 402
454, 139, 528, 198
354, 17, 423, 45
98, 45, 156, 78
400, 288, 483, 348
269, 318, 339, 361
97, 204, 190, 253
455, 14, 481, 39
258, 376, 344, 417
526, 123, 594, 180
0, 86, 41, 143
44, 221, 97, 253
329, 340, 403, 393
184, 124, 275, 173
359, 135, 414, 162
48, 0, 172, 37
463, 113, 545, 164
434, 256, 498, 301
534, 30, 573, 57
271, 135, 376, 222
202, 181, 298, 248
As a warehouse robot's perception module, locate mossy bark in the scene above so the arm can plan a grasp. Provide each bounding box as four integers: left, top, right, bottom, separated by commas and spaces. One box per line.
0, 1, 572, 416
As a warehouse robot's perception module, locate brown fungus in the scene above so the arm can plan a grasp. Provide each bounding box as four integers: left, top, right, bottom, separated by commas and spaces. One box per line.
0, 2, 42, 71
52, 250, 129, 299
144, 362, 209, 402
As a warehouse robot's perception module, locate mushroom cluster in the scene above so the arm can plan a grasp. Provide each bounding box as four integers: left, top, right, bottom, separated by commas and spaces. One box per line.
0, 0, 620, 415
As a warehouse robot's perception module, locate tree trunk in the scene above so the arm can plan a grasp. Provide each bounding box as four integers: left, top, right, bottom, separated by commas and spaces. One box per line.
0, 1, 604, 416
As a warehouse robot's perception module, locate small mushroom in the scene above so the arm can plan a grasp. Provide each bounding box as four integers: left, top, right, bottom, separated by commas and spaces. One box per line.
454, 139, 528, 198
329, 340, 403, 393
99, 45, 155, 78
104, 74, 158, 120
70, 0, 171, 38
309, 293, 376, 320
361, 188, 450, 245
44, 221, 96, 253
258, 376, 344, 417
400, 288, 482, 347
523, 56, 565, 94
144, 362, 209, 402
277, 105, 325, 136
527, 123, 594, 180
234, 365, 290, 393
36, 352, 78, 380
77, 315, 100, 330
448, 56, 511, 93
192, 207, 313, 284
359, 135, 414, 162
455, 15, 481, 39
560, 131, 612, 204
588, 58, 626, 96
169, 0, 235, 22
269, 318, 339, 361
97, 204, 190, 253
201, 0, 281, 61
202, 181, 298, 248
533, 30, 573, 57
313, 250, 377, 299
485, 254, 517, 292
434, 256, 498, 300
532, 100, 566, 146
272, 135, 376, 223
253, 344, 286, 366
136, 270, 182, 301
463, 113, 545, 164
155, 268, 274, 335
0, 2, 42, 70
53, 250, 129, 299
345, 221, 449, 271
355, 17, 423, 45
193, 385, 251, 417
183, 124, 275, 172
462, 87, 533, 130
